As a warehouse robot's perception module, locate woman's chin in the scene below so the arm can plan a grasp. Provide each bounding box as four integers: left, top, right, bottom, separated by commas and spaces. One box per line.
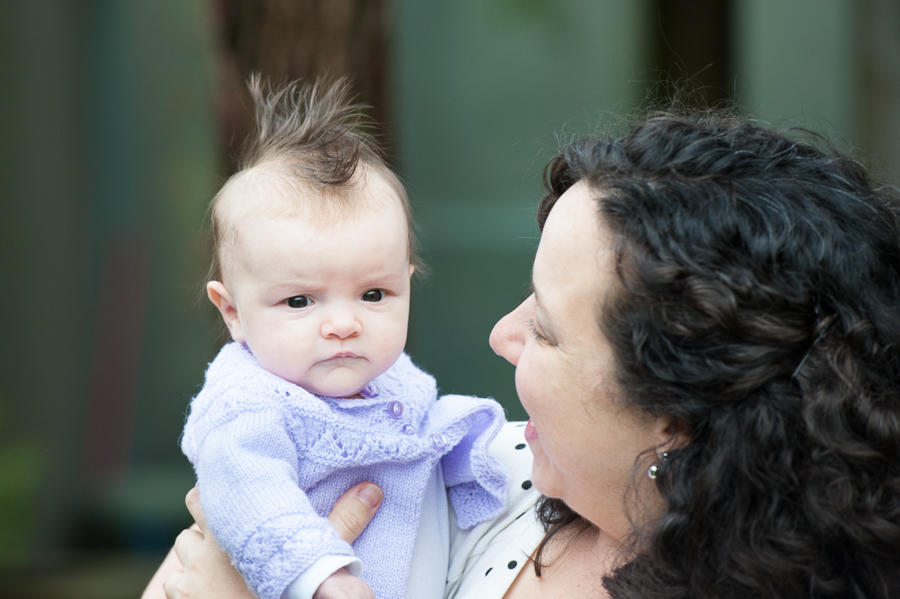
528, 463, 555, 498
523, 431, 553, 496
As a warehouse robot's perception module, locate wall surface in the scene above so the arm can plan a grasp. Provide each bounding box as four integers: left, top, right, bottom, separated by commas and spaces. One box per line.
0, 0, 219, 566
394, 0, 650, 419
733, 0, 857, 145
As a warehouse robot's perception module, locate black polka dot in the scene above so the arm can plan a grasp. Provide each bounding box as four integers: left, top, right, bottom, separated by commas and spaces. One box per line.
508, 560, 518, 569
485, 568, 492, 576
515, 443, 526, 450
521, 480, 533, 490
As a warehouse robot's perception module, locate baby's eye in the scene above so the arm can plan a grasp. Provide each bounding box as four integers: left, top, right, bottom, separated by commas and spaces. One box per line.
362, 289, 385, 302
286, 295, 312, 309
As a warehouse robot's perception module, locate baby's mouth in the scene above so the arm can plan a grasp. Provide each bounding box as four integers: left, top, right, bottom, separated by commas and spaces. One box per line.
324, 352, 360, 361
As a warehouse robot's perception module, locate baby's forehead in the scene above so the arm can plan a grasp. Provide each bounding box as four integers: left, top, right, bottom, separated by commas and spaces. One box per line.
216, 162, 406, 228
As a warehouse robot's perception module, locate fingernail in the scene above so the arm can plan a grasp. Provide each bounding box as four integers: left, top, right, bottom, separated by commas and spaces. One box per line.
357, 483, 383, 510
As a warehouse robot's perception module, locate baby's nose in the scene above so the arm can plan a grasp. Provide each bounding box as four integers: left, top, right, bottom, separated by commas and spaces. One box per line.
321, 308, 362, 339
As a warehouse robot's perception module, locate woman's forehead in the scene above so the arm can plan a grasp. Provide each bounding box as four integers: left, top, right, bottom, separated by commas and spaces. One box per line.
535, 183, 601, 273
533, 181, 615, 313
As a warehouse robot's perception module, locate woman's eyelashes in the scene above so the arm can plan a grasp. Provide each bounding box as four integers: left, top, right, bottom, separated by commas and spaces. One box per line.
529, 318, 557, 346
529, 319, 547, 341
286, 295, 313, 309
362, 289, 385, 302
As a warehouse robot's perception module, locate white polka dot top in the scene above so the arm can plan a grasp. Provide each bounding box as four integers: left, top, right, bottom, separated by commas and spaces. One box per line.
445, 421, 544, 599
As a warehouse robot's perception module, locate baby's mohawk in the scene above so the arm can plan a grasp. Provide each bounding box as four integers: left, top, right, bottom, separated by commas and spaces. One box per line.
239, 74, 381, 188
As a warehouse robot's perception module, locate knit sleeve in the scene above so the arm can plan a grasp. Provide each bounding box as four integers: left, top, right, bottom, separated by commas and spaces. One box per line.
437, 395, 508, 529
194, 408, 354, 599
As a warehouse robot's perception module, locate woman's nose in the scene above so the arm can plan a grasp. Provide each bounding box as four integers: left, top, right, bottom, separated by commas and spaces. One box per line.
321, 307, 362, 339
489, 296, 532, 366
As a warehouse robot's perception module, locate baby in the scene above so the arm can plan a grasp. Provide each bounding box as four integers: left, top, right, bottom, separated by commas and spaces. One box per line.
180, 77, 507, 599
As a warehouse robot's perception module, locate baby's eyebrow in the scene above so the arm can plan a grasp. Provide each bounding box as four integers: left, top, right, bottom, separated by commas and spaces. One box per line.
356, 270, 407, 287
267, 281, 324, 295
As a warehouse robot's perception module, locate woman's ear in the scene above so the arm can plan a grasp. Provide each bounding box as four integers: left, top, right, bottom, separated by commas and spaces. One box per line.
657, 415, 691, 458
207, 281, 244, 342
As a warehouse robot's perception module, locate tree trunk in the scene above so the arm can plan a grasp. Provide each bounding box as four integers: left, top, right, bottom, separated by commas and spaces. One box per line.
212, 0, 392, 173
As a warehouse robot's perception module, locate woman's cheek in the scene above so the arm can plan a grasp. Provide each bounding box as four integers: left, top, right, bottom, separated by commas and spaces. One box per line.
513, 343, 538, 400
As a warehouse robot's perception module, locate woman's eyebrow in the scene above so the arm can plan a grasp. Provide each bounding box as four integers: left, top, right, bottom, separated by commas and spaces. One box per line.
531, 286, 555, 328
530, 277, 545, 308
530, 271, 541, 302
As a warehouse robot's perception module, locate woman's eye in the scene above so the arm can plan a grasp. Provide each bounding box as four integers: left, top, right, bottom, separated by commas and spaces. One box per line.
529, 319, 555, 345
362, 289, 385, 302
286, 295, 312, 309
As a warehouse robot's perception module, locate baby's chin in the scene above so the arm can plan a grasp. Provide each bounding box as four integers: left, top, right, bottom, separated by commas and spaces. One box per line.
277, 353, 403, 398
260, 356, 367, 397
299, 354, 402, 398
295, 371, 372, 399
307, 384, 367, 399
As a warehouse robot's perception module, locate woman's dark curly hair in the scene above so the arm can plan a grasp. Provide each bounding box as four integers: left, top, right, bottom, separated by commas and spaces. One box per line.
534, 112, 900, 599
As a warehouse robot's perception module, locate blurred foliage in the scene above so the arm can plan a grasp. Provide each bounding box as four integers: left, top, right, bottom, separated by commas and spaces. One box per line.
0, 401, 44, 567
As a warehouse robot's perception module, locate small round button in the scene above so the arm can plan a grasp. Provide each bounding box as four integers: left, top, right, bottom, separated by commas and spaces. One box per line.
430, 433, 446, 450
387, 401, 403, 419
361, 384, 379, 398
402, 424, 417, 435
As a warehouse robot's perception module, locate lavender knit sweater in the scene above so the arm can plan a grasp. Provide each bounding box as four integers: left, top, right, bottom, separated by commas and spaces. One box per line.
181, 343, 507, 599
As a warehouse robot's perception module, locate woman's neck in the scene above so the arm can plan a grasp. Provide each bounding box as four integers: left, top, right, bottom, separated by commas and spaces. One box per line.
504, 526, 623, 599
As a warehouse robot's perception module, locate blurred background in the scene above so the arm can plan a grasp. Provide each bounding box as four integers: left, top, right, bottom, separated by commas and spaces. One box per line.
1, 0, 898, 596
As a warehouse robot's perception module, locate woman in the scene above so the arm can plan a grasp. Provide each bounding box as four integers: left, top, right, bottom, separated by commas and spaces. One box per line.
156, 111, 900, 599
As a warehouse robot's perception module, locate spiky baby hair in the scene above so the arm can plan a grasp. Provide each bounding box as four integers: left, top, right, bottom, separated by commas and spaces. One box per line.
208, 75, 417, 284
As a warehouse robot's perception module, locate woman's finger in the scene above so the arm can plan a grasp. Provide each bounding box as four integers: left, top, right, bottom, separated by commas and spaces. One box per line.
167, 517, 250, 599
184, 487, 210, 536
140, 545, 184, 599
172, 526, 205, 569
163, 571, 183, 599
327, 482, 383, 544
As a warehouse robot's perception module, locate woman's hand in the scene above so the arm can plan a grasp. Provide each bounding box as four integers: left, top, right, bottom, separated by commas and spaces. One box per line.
162, 486, 245, 599
141, 482, 383, 599
312, 567, 376, 599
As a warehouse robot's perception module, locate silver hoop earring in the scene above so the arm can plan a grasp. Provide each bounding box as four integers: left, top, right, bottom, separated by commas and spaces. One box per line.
648, 452, 669, 480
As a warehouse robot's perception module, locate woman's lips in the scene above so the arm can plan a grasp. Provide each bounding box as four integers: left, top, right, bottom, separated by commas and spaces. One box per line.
524, 419, 538, 441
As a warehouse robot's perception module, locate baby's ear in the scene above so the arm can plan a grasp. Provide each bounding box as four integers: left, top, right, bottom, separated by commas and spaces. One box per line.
408, 264, 416, 278
207, 281, 244, 342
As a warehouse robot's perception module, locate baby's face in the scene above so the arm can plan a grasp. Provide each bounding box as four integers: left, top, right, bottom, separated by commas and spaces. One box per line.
211, 181, 412, 398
